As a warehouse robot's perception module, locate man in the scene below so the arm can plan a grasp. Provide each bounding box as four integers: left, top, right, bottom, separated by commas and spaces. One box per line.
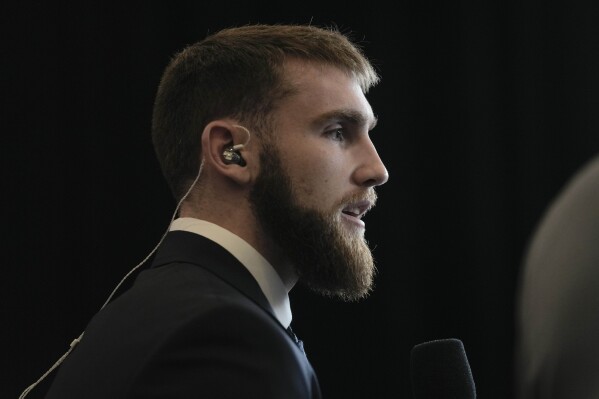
515, 154, 599, 399
42, 24, 388, 398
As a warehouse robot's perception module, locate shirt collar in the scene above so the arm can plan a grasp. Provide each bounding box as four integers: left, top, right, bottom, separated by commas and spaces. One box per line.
169, 217, 292, 328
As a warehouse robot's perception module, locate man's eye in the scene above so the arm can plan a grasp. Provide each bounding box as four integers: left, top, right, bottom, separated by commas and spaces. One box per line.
328, 129, 345, 141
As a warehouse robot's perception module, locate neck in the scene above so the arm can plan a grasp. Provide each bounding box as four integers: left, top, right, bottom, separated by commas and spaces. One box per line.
179, 203, 299, 291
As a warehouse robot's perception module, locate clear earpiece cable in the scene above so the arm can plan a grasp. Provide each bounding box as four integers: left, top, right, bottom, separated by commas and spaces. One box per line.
18, 162, 204, 399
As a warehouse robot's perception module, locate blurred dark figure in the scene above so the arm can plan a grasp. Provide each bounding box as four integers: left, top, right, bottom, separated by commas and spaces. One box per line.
515, 154, 599, 399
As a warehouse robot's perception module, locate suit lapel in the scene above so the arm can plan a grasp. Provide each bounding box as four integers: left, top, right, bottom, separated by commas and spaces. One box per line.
150, 230, 275, 317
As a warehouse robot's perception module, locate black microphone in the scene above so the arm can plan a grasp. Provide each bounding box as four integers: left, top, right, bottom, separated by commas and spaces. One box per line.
410, 338, 476, 399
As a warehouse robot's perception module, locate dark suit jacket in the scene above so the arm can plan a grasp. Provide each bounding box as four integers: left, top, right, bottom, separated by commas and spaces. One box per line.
45, 231, 322, 399
515, 154, 599, 399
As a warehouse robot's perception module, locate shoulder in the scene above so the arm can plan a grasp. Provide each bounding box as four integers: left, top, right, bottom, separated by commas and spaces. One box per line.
516, 153, 599, 399
125, 295, 319, 398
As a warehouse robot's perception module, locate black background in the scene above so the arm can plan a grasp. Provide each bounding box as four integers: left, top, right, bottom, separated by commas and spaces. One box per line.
4, 2, 599, 398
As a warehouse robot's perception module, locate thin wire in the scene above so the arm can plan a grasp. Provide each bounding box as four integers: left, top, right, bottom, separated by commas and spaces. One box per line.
232, 124, 251, 148
98, 161, 204, 312
18, 335, 83, 399
18, 124, 251, 399
18, 161, 205, 399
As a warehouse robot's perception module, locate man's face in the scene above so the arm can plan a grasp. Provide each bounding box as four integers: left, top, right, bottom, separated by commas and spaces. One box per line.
249, 60, 388, 301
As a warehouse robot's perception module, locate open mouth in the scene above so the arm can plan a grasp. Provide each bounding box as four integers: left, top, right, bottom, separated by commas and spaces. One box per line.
341, 200, 372, 222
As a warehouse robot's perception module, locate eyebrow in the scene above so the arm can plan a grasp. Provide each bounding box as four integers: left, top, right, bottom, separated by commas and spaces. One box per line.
311, 109, 378, 131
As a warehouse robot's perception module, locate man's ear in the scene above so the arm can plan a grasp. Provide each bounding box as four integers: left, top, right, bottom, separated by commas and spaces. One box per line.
200, 120, 254, 185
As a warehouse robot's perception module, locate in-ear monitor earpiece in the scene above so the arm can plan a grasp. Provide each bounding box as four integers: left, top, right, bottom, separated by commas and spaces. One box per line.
222, 124, 251, 166
222, 146, 246, 166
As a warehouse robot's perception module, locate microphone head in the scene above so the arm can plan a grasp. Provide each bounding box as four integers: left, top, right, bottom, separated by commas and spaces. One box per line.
410, 338, 476, 399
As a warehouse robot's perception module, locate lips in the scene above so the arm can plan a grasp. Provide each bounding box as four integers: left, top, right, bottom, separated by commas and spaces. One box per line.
341, 200, 373, 220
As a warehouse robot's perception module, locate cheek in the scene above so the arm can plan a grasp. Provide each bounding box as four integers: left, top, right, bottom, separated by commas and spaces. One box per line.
290, 155, 345, 209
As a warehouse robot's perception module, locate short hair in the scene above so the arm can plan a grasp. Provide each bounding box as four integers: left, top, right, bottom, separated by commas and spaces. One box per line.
151, 24, 380, 200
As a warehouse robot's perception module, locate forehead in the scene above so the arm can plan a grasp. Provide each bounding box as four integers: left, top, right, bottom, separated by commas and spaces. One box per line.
275, 59, 376, 129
